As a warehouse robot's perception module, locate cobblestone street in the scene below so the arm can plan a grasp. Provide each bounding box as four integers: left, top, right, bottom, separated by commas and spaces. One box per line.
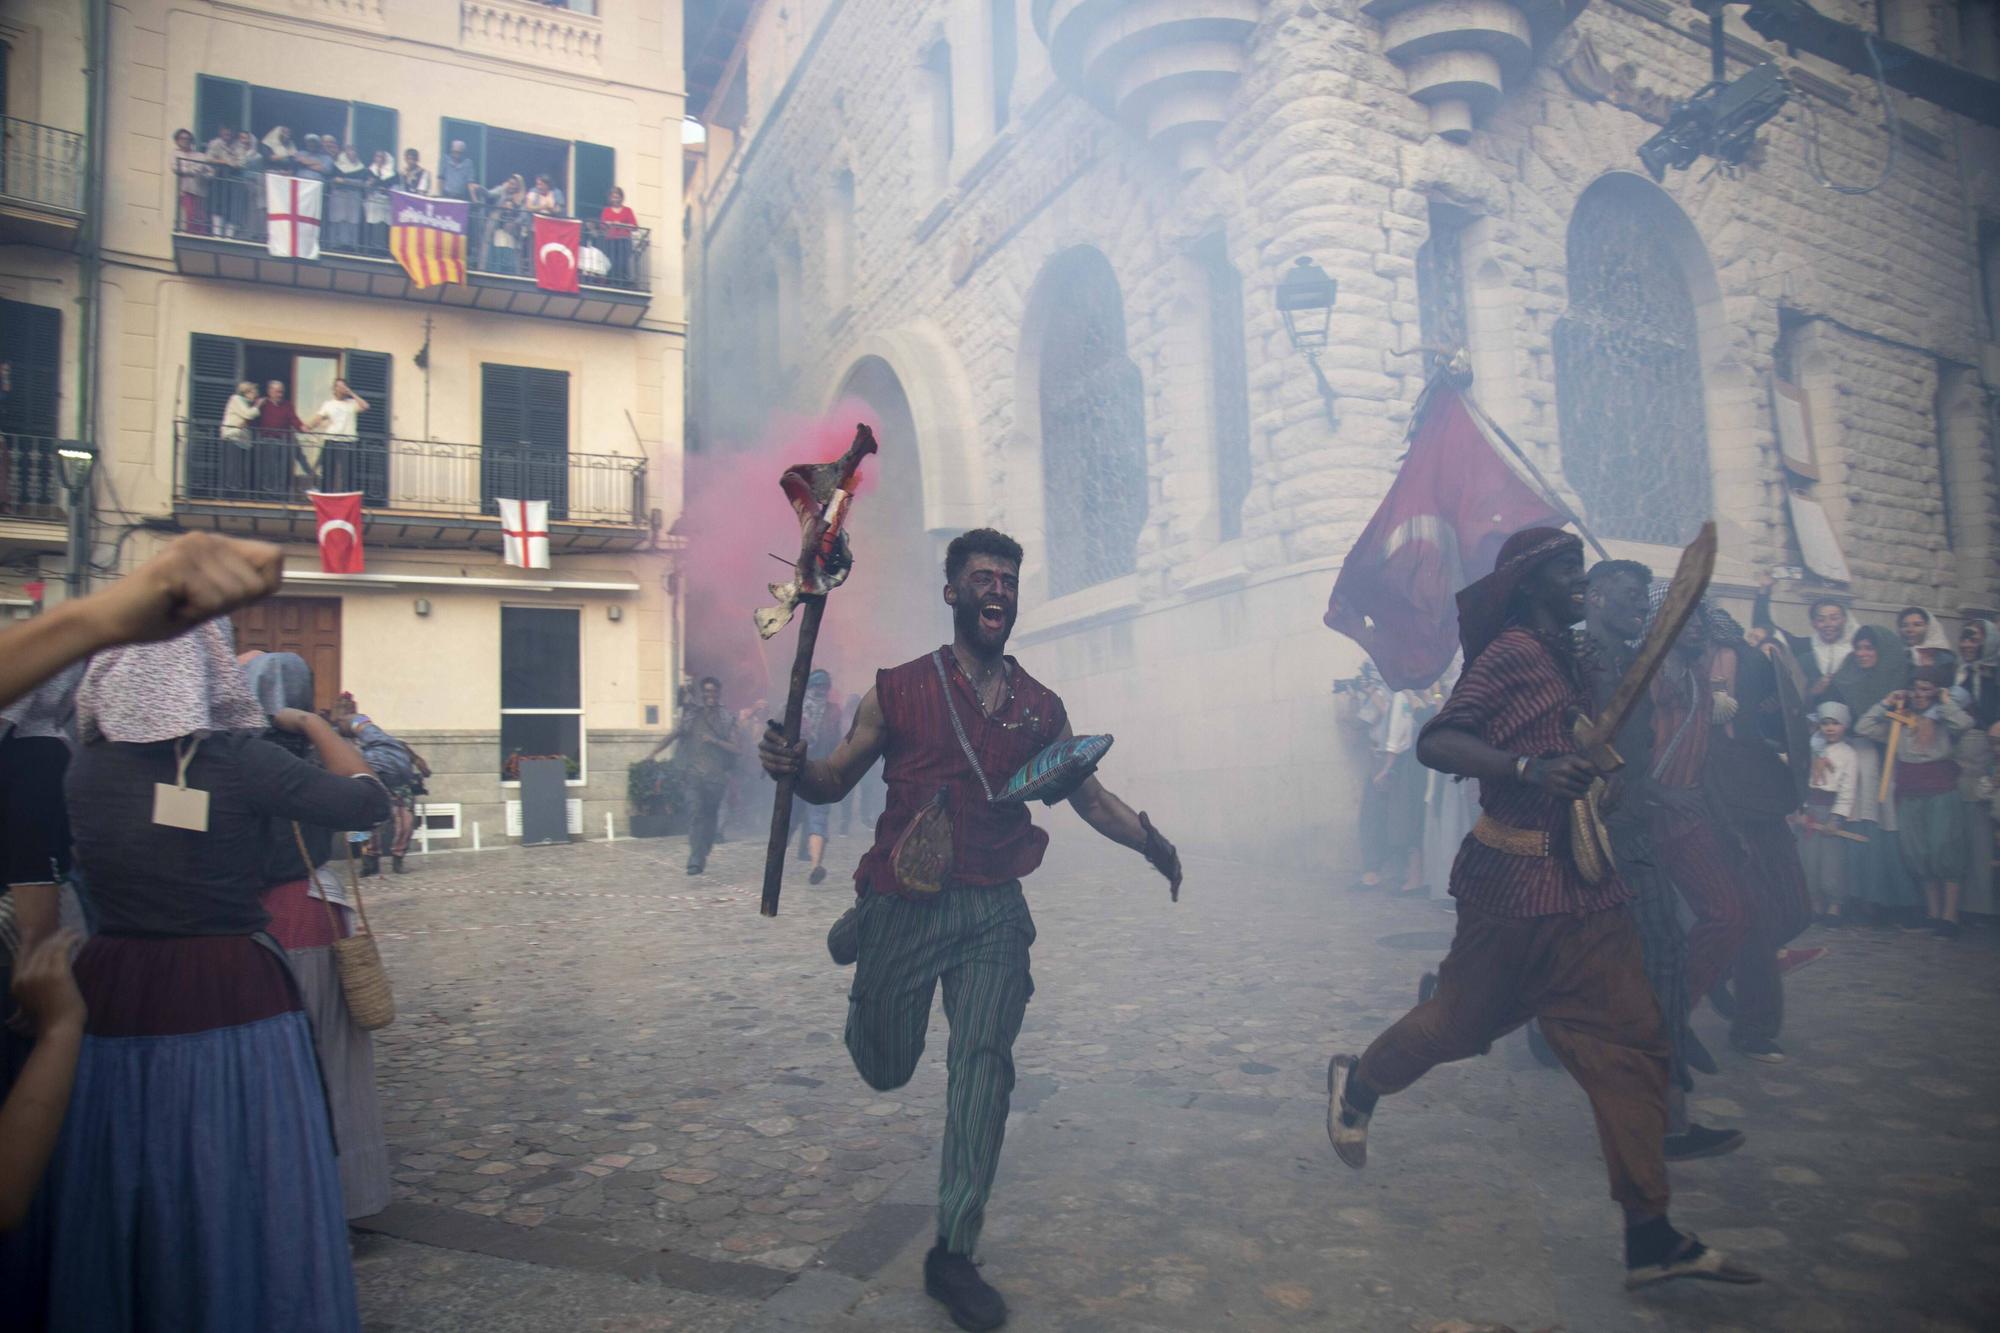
352, 825, 2000, 1333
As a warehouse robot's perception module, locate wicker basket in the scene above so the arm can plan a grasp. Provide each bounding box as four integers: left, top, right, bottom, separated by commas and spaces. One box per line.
295, 825, 396, 1030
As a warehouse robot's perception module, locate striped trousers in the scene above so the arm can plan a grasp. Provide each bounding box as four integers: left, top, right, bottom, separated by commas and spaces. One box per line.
844, 882, 1036, 1255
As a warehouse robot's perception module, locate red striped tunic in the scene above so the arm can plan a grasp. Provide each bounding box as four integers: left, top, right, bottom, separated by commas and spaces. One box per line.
1422, 626, 1633, 917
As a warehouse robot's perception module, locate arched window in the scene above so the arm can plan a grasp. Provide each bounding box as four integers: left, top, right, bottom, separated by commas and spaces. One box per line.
1194, 233, 1251, 540
828, 170, 856, 310
1553, 177, 1713, 545
1037, 247, 1147, 595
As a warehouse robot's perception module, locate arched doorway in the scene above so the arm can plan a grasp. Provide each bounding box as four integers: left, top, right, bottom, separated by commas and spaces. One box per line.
821, 355, 940, 687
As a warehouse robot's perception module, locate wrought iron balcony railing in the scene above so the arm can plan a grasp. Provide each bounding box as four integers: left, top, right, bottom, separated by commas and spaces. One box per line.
0, 118, 86, 215
0, 436, 72, 523
173, 420, 646, 528
173, 165, 651, 294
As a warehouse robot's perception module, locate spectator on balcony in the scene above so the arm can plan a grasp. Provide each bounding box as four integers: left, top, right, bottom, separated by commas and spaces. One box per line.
204, 124, 238, 161
293, 134, 332, 183
364, 151, 396, 250
322, 140, 365, 249
439, 139, 477, 200
254, 381, 307, 498
525, 174, 563, 218
599, 184, 637, 286
172, 129, 211, 235
218, 381, 263, 496
399, 147, 432, 196
259, 126, 297, 170
303, 379, 370, 495
206, 128, 259, 239
480, 174, 529, 274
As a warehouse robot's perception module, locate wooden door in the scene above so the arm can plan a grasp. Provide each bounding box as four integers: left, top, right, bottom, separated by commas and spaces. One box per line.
234, 596, 342, 713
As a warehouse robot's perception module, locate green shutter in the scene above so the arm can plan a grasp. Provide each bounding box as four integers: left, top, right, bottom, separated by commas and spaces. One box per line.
572, 141, 615, 215
523, 369, 569, 452
351, 103, 398, 164
480, 364, 523, 446
441, 118, 486, 181
188, 334, 244, 431
342, 350, 391, 439
195, 76, 250, 144
0, 301, 61, 437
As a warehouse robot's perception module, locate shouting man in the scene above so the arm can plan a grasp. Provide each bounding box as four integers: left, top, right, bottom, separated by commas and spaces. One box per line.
759, 528, 1181, 1331
1324, 528, 1759, 1291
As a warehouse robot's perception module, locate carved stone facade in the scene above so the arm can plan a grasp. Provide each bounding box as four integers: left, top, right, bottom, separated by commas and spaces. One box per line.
461, 0, 605, 69
687, 0, 2000, 866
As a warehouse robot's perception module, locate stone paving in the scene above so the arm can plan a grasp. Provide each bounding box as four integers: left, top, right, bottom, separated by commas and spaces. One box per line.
354, 823, 2000, 1332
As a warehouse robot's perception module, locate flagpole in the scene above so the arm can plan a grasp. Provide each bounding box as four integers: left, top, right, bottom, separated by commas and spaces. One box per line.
1460, 392, 1612, 563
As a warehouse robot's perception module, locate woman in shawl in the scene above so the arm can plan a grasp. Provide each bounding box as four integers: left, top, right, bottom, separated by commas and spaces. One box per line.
363, 149, 397, 251
1897, 606, 1958, 673
260, 125, 296, 170
48, 622, 387, 1330
1832, 625, 1917, 921
325, 139, 367, 250
245, 654, 392, 1220
1955, 618, 2000, 730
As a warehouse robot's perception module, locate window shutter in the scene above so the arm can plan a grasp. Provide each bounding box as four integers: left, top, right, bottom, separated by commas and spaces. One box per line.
481, 364, 525, 446
351, 103, 398, 164
0, 301, 61, 437
188, 335, 244, 433
342, 349, 392, 504
523, 369, 569, 452
442, 118, 486, 181
572, 142, 615, 216
195, 76, 250, 144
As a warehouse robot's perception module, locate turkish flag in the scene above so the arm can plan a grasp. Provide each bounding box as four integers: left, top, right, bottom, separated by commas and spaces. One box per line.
310, 491, 366, 574
533, 216, 582, 293
1323, 384, 1566, 690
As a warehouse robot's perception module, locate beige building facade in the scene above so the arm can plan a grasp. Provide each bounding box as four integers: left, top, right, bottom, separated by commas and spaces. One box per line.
685, 0, 2000, 866
4, 0, 689, 845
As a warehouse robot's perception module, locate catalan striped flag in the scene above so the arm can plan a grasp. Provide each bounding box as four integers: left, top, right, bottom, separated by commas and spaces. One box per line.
388, 190, 467, 289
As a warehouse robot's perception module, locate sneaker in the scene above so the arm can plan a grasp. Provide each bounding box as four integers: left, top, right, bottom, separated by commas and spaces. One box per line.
1625, 1231, 1762, 1289
1934, 919, 1962, 940
1731, 1035, 1786, 1064
1776, 946, 1827, 976
1663, 1124, 1745, 1161
1684, 1030, 1720, 1076
1325, 1054, 1370, 1168
923, 1244, 1007, 1331
827, 905, 861, 966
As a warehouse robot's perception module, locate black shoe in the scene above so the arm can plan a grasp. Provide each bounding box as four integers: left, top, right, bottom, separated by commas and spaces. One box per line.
686, 860, 704, 876
809, 866, 828, 885
361, 855, 381, 878
1707, 980, 1736, 1020
1934, 919, 1962, 940
1526, 1020, 1562, 1069
827, 905, 861, 966
392, 855, 406, 874
1820, 912, 1846, 929
1663, 1123, 1746, 1161
1684, 1030, 1720, 1076
924, 1244, 1008, 1331
1625, 1229, 1761, 1289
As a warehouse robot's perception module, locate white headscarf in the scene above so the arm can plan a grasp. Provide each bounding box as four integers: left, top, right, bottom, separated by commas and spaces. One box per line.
261, 127, 294, 161
76, 621, 266, 744
1904, 606, 1954, 654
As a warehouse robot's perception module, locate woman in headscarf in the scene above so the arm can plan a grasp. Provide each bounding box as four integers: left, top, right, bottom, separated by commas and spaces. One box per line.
1896, 606, 1957, 673
260, 125, 296, 169
246, 654, 391, 1219
1955, 618, 2000, 730
326, 139, 367, 250
363, 149, 397, 250
1832, 625, 1917, 921
47, 622, 388, 1330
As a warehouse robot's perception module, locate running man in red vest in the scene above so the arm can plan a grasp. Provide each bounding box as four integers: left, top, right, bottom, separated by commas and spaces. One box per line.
759, 528, 1181, 1331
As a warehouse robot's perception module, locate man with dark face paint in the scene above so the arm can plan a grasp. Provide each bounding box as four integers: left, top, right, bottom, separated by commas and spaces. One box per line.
759, 528, 1181, 1331
1324, 528, 1760, 1291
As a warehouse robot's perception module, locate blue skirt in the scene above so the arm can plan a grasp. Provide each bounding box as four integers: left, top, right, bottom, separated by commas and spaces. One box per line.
47, 937, 358, 1332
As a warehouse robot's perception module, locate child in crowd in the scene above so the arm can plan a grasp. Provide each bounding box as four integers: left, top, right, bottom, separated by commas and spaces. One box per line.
1800, 702, 1859, 924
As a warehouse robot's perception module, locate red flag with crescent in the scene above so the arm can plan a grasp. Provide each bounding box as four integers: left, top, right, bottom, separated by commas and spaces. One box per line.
311, 491, 366, 574
533, 216, 582, 293
1323, 383, 1564, 690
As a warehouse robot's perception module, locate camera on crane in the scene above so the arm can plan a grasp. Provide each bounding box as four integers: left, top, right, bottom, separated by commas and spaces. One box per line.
1638, 62, 1791, 180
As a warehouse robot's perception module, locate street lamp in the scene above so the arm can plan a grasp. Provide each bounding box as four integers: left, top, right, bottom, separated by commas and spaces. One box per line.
1275, 256, 1340, 430
56, 441, 96, 599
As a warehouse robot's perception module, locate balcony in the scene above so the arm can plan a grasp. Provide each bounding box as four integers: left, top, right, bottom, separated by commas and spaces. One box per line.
0, 437, 74, 551
0, 118, 86, 249
171, 169, 653, 327
171, 420, 653, 552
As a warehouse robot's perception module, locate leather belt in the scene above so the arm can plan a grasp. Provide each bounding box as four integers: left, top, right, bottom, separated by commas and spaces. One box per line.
1472, 814, 1552, 858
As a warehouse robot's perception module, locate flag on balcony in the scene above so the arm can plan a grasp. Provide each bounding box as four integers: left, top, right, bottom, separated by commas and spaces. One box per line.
533, 216, 582, 293
498, 497, 550, 569
311, 491, 366, 574
389, 190, 467, 289
265, 173, 323, 260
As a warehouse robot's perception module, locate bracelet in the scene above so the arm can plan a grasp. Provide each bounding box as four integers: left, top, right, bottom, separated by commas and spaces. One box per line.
1514, 755, 1533, 782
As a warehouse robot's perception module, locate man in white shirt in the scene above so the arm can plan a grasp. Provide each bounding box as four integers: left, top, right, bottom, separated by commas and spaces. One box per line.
303, 378, 371, 493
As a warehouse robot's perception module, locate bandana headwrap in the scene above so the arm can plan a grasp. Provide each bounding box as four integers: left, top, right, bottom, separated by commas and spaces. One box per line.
1453, 526, 1582, 666
76, 621, 266, 744
1813, 701, 1851, 726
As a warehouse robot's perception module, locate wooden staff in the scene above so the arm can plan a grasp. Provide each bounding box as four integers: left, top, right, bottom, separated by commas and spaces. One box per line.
762, 594, 826, 918
1878, 708, 1916, 806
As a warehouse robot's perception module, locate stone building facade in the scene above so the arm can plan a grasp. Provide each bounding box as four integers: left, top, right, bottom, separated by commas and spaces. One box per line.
685, 0, 2000, 866
4, 0, 690, 847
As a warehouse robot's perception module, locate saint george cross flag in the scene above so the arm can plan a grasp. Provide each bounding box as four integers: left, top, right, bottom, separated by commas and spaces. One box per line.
389, 190, 467, 288
1323, 381, 1565, 690
310, 491, 365, 574
497, 497, 550, 569
265, 173, 323, 260
533, 216, 582, 293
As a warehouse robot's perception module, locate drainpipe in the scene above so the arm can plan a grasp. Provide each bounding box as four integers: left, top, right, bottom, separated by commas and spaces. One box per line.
67, 0, 110, 597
